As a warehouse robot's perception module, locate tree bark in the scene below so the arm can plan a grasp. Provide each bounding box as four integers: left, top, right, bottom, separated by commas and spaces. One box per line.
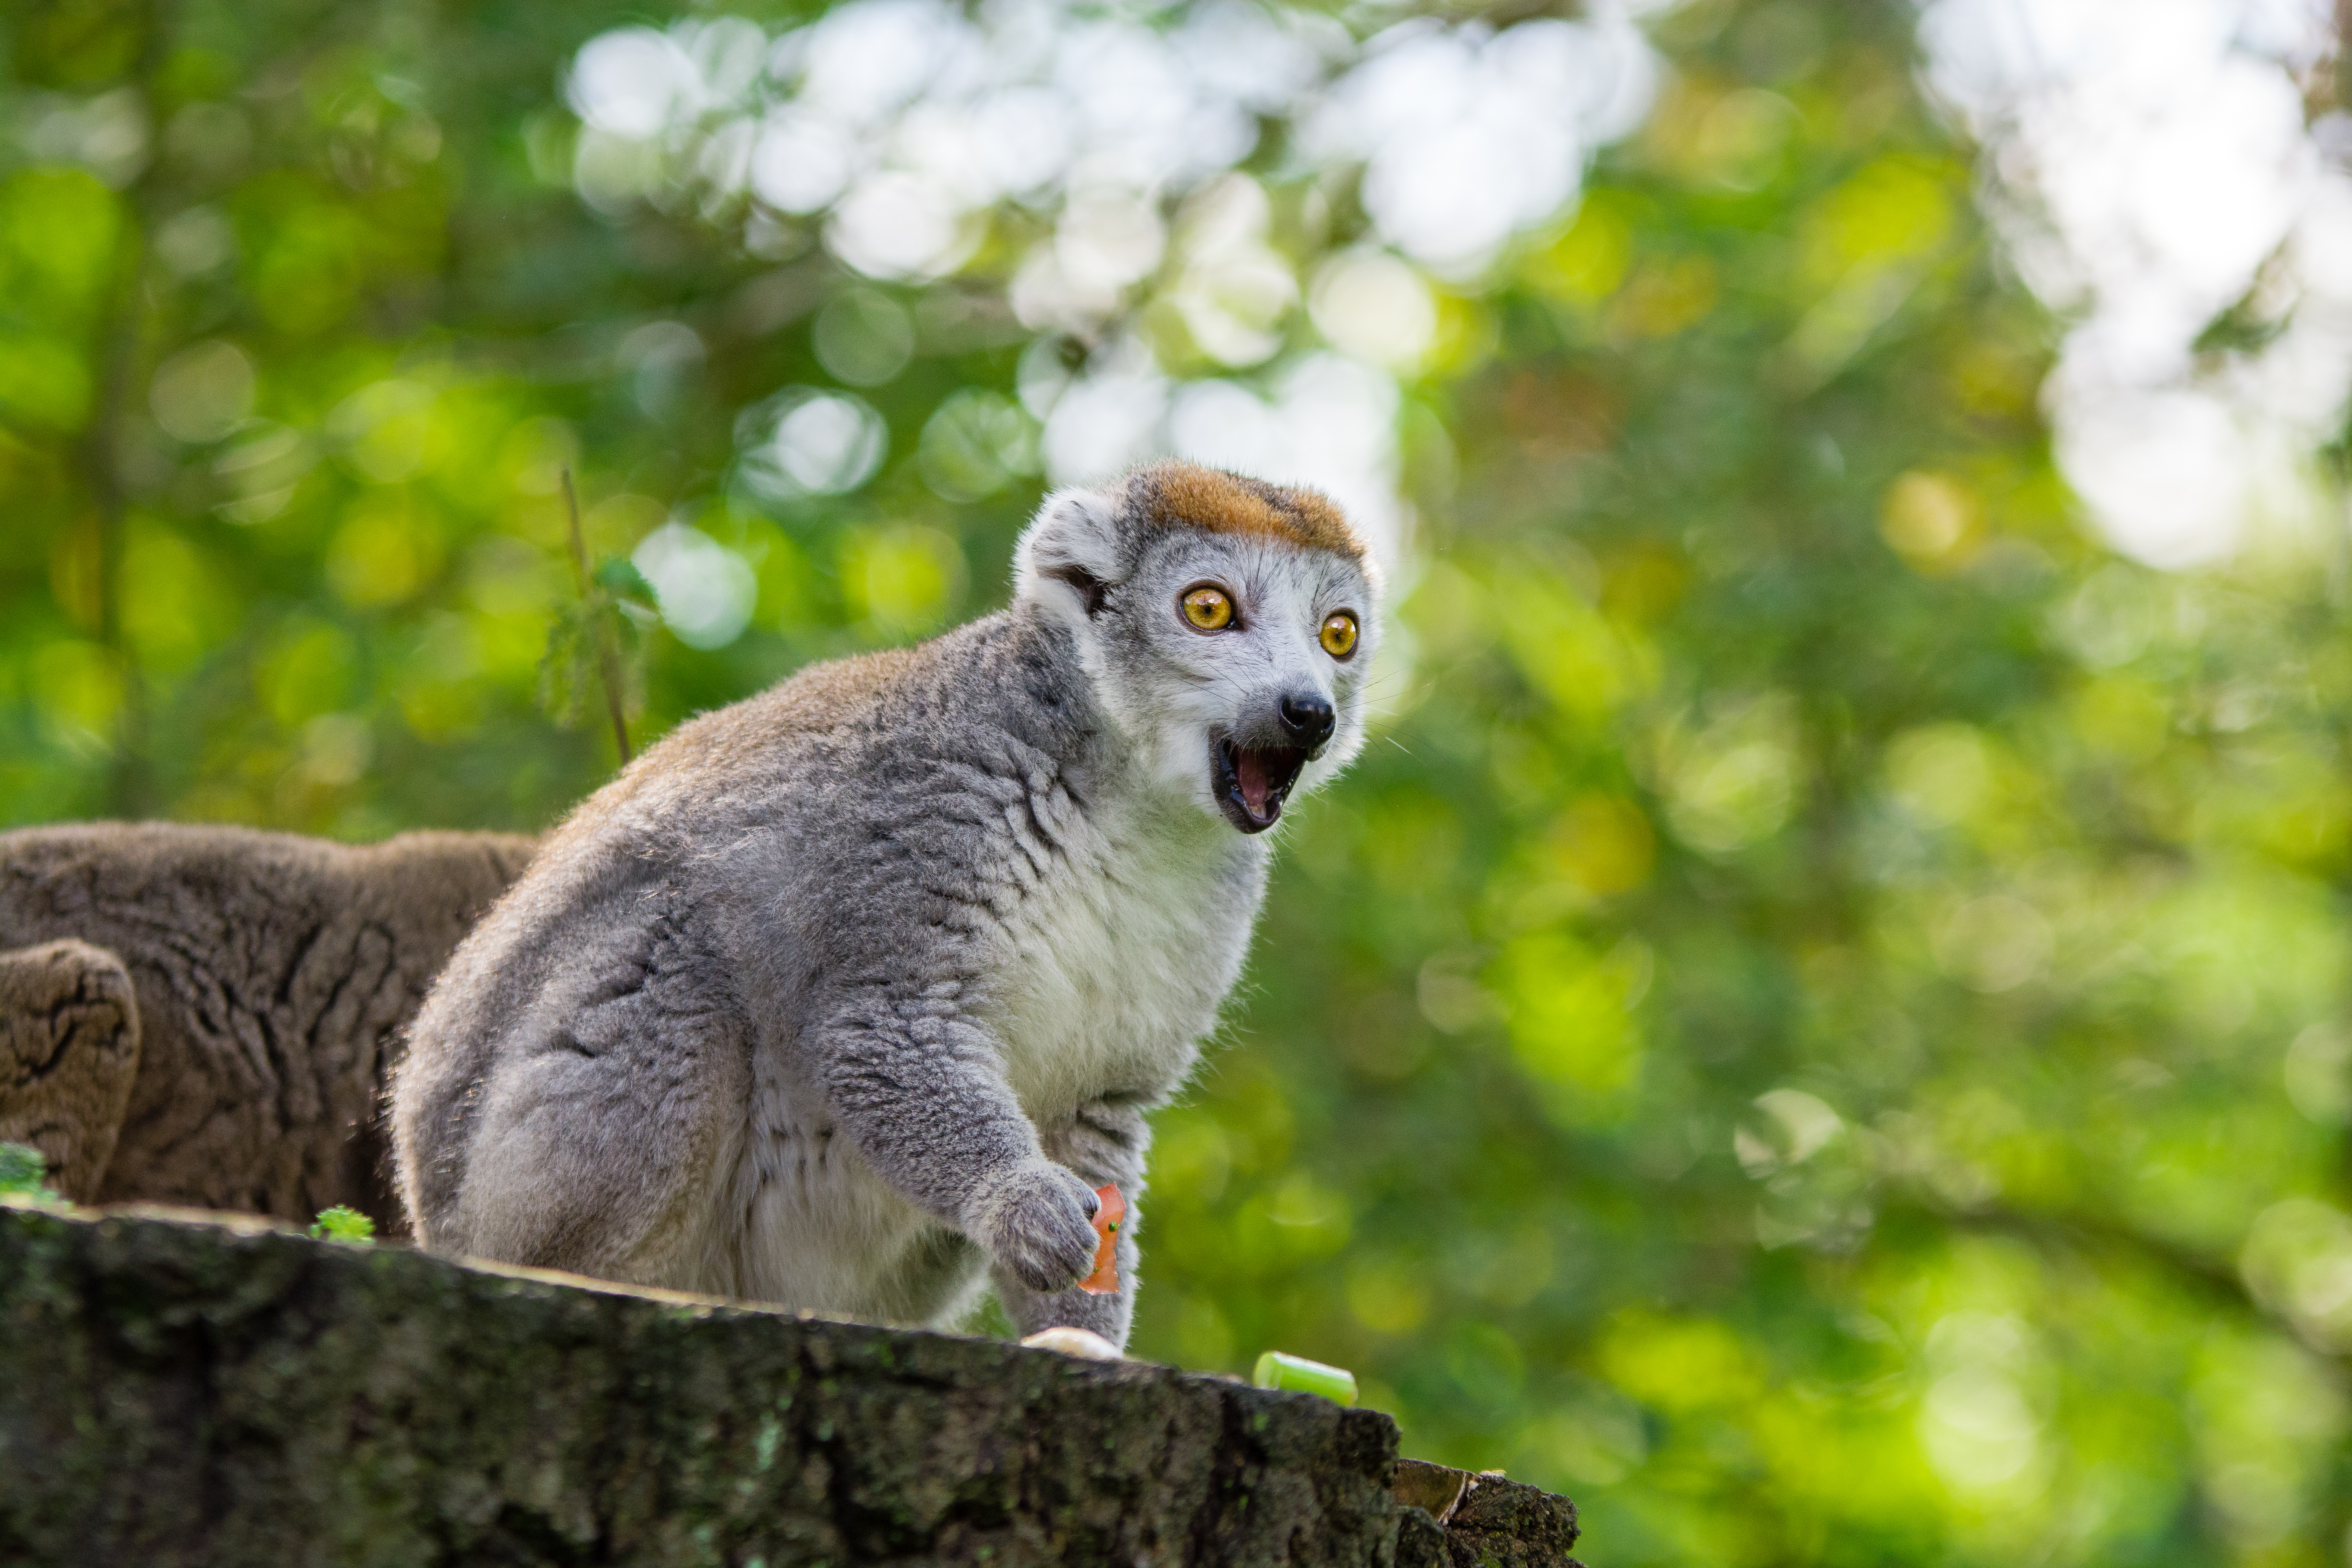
0, 1203, 1579, 1568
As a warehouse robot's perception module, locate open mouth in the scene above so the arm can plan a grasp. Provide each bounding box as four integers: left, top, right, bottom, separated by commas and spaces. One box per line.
1210, 735, 1312, 834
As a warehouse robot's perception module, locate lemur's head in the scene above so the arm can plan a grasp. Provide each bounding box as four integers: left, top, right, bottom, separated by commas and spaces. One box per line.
1014, 461, 1381, 834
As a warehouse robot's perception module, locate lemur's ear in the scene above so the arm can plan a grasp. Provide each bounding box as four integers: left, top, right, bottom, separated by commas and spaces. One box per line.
1013, 484, 1127, 622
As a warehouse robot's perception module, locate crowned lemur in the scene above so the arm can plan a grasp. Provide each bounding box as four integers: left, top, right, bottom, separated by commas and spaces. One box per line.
392, 462, 1379, 1349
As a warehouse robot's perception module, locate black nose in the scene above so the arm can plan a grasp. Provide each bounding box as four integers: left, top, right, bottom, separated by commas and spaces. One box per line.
1278, 691, 1335, 748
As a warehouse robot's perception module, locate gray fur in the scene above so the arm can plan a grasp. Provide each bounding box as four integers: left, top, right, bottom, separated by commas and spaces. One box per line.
392, 465, 1379, 1346
0, 824, 534, 1223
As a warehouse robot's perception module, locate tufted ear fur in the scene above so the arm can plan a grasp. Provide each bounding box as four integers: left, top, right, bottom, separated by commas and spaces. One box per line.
1012, 484, 1130, 629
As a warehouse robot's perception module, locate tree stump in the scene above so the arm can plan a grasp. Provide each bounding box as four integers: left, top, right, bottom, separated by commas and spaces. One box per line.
0, 1202, 1581, 1567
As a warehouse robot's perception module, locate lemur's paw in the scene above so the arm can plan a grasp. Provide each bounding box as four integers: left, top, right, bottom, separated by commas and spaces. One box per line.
974, 1159, 1102, 1294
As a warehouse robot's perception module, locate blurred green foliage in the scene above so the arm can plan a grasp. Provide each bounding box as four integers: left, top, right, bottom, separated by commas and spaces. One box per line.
8, 2, 2352, 1565
0, 1142, 57, 1199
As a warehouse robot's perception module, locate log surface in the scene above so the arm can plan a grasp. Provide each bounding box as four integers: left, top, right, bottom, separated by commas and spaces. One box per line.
0, 1202, 1579, 1568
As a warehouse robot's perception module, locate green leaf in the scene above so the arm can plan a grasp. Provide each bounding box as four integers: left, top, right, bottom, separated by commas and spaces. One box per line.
0, 1142, 56, 1199
308, 1206, 376, 1245
592, 555, 656, 607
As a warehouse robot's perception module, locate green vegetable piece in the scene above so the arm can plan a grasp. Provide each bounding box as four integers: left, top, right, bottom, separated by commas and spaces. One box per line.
309, 1206, 376, 1245
1252, 1350, 1358, 1407
0, 1142, 54, 1198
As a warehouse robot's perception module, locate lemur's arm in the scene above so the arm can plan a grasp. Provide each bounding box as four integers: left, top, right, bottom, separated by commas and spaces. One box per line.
992, 1095, 1150, 1345
801, 729, 1111, 1298
0, 939, 140, 1204
814, 982, 1101, 1296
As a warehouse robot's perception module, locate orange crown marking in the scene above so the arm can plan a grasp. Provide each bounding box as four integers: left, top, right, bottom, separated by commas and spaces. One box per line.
1136, 461, 1367, 563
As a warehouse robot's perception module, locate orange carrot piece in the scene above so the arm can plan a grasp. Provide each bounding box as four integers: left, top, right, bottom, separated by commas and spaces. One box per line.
1079, 1183, 1125, 1294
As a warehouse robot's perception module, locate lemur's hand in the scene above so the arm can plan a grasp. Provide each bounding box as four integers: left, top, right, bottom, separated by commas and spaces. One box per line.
971, 1158, 1102, 1293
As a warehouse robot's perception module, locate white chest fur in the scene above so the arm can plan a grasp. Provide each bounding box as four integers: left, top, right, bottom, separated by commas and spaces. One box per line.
991, 796, 1261, 1120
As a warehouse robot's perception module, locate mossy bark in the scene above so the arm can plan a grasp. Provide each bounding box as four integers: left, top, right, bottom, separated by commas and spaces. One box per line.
0, 1203, 1579, 1568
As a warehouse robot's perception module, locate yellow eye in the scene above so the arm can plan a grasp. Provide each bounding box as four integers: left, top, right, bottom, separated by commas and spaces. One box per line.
1319, 612, 1359, 659
1181, 586, 1235, 631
